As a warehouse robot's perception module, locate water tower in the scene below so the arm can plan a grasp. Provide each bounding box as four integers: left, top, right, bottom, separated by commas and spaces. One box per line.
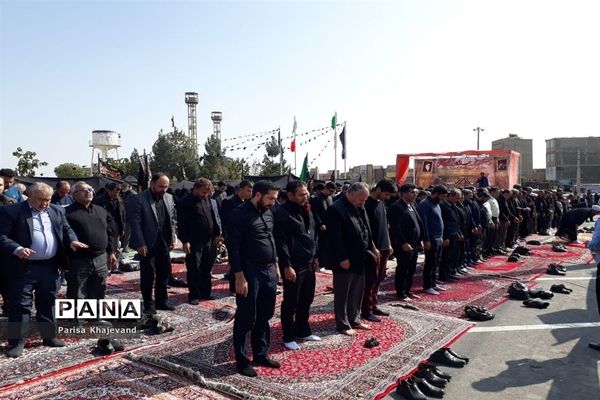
89, 130, 121, 166
185, 92, 198, 149
211, 111, 222, 140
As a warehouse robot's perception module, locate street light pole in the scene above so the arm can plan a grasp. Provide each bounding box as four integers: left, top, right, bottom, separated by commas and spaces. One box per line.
473, 127, 485, 150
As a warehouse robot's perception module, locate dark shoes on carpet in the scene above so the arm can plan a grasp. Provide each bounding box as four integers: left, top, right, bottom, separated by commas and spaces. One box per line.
364, 337, 379, 348
43, 338, 66, 347
253, 357, 281, 369
6, 343, 25, 358
547, 263, 567, 276
97, 338, 125, 355
156, 303, 176, 311
396, 378, 429, 400
526, 240, 542, 245
550, 284, 573, 294
508, 281, 530, 300
372, 308, 390, 316
362, 313, 381, 322
168, 277, 188, 288
237, 364, 258, 377
552, 243, 568, 253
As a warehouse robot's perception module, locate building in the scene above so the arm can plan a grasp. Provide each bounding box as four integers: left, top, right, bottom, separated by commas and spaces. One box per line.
492, 134, 533, 179
546, 137, 600, 184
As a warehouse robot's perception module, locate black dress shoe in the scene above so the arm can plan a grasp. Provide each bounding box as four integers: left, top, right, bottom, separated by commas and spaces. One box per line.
189, 299, 200, 305
396, 378, 428, 400
414, 368, 448, 388
109, 339, 125, 352
156, 303, 176, 311
523, 299, 550, 309
429, 349, 466, 368
419, 363, 452, 381
362, 313, 381, 322
550, 284, 573, 294
97, 338, 115, 355
6, 343, 24, 358
373, 308, 390, 316
253, 358, 281, 368
589, 342, 600, 351
200, 296, 216, 301
414, 376, 445, 398
528, 289, 554, 300
237, 364, 258, 377
43, 338, 66, 347
168, 277, 188, 287
144, 307, 157, 315
445, 348, 469, 363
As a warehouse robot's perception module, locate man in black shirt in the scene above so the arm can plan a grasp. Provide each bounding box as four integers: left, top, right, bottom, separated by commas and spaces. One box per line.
362, 179, 396, 322
93, 182, 126, 274
228, 181, 281, 377
220, 180, 253, 231
325, 182, 379, 336
274, 181, 320, 351
65, 182, 117, 325
389, 183, 425, 300
177, 178, 222, 303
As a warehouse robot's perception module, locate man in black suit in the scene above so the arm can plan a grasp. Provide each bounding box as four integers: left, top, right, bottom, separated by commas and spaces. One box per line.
325, 182, 379, 336
129, 173, 178, 314
389, 183, 425, 300
177, 178, 222, 303
93, 182, 126, 273
439, 189, 463, 283
0, 182, 87, 357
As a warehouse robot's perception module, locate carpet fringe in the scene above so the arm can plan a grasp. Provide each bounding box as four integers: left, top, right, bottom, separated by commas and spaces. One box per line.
125, 353, 277, 400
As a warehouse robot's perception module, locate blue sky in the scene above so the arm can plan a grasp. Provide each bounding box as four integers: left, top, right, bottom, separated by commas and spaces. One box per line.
2, 0, 600, 176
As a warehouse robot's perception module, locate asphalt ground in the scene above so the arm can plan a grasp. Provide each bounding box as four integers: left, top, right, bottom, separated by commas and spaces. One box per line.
387, 231, 600, 400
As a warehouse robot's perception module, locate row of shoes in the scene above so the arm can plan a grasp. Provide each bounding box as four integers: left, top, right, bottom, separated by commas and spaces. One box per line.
508, 281, 555, 301
547, 263, 567, 276
396, 364, 452, 399
578, 227, 595, 233
464, 305, 495, 321
552, 243, 568, 253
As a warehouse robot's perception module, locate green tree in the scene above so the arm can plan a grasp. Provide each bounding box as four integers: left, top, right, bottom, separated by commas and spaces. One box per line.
12, 147, 48, 177
199, 135, 243, 181
111, 148, 141, 178
54, 163, 88, 178
260, 135, 287, 176
151, 129, 199, 181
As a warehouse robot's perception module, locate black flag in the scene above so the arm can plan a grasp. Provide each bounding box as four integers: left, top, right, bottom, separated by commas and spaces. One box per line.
339, 124, 347, 160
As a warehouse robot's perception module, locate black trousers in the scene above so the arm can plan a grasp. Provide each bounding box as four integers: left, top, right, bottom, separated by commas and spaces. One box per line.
0, 260, 8, 314
185, 241, 217, 300
395, 247, 418, 297
140, 240, 171, 310
423, 241, 442, 289
66, 254, 108, 300
8, 260, 60, 345
233, 264, 277, 368
440, 238, 459, 279
280, 264, 315, 343
557, 224, 578, 242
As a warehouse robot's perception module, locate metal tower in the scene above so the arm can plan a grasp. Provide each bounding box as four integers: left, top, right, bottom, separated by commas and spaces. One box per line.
211, 111, 222, 140
185, 92, 198, 149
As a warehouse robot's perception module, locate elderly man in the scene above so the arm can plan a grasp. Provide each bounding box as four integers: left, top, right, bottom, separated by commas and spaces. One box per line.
177, 178, 222, 303
129, 173, 178, 314
325, 182, 379, 336
65, 182, 117, 325
0, 182, 88, 357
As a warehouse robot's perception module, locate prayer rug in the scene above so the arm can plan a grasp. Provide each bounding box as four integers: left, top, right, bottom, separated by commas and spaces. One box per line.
133, 294, 471, 400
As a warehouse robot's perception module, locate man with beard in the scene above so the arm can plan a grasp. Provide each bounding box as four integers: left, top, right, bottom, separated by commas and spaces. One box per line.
389, 183, 425, 300
274, 181, 320, 351
177, 178, 222, 303
325, 182, 379, 336
362, 179, 396, 322
129, 173, 178, 314
417, 185, 448, 294
228, 181, 281, 377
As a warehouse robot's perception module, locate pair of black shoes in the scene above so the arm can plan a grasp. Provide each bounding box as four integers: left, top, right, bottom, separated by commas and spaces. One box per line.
237, 358, 281, 377
550, 284, 573, 294
552, 243, 568, 253
513, 246, 532, 256
364, 337, 379, 348
508, 281, 530, 300
528, 289, 554, 300
97, 338, 125, 355
167, 276, 187, 288
429, 348, 468, 368
523, 299, 550, 309
7, 338, 66, 358
464, 305, 495, 321
547, 263, 567, 276
397, 364, 451, 399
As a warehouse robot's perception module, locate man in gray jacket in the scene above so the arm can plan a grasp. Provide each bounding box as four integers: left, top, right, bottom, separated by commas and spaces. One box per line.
129, 172, 177, 314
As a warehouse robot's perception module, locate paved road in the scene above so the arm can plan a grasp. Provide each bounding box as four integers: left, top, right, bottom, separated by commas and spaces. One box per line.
387, 252, 600, 399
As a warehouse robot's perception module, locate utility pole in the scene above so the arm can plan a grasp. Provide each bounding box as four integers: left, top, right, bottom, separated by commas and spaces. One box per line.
473, 127, 485, 150
278, 127, 283, 175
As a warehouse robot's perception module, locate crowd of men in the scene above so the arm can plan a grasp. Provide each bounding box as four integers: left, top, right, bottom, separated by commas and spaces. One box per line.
0, 167, 599, 378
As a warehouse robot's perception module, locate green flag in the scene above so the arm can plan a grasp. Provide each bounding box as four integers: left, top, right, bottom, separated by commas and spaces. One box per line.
331, 112, 337, 129
299, 153, 309, 183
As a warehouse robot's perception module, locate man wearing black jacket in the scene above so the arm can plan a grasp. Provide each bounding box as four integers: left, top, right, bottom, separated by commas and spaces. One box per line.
311, 182, 335, 268
439, 189, 463, 283
274, 181, 320, 351
325, 182, 379, 336
228, 181, 281, 377
177, 178, 222, 303
557, 206, 600, 242
93, 182, 126, 273
389, 184, 424, 300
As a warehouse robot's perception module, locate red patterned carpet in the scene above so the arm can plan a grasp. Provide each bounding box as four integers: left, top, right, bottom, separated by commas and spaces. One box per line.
0, 241, 592, 399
